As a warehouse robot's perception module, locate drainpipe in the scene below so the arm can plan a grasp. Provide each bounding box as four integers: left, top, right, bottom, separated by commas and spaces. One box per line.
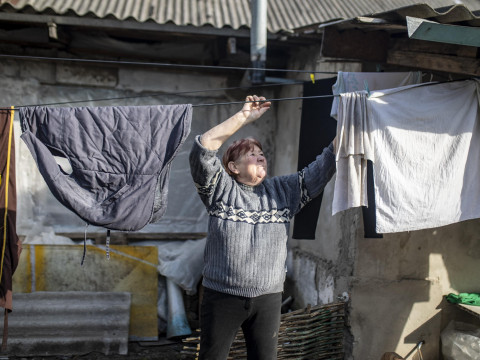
250, 0, 267, 85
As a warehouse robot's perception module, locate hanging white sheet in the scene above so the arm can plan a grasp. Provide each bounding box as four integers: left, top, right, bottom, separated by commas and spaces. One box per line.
333, 79, 480, 233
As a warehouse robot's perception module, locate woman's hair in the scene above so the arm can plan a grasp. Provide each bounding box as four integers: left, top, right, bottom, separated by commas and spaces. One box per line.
222, 137, 263, 176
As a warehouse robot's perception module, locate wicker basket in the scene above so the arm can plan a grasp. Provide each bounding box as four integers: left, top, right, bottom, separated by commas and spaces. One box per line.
182, 301, 346, 359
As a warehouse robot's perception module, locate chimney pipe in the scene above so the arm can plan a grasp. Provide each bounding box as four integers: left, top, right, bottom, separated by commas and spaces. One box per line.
250, 0, 267, 85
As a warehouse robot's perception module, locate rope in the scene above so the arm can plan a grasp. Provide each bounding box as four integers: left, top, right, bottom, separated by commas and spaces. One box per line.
0, 107, 15, 285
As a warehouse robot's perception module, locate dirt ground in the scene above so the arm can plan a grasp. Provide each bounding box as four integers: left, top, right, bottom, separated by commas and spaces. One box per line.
83, 341, 185, 360
81, 341, 185, 360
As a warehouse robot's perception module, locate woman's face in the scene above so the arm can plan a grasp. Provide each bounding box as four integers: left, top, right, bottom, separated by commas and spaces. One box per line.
229, 145, 267, 186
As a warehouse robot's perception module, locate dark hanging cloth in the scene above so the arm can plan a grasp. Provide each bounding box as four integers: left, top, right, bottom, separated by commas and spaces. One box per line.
293, 79, 337, 239
293, 79, 382, 239
363, 161, 383, 238
19, 105, 192, 231
0, 109, 21, 312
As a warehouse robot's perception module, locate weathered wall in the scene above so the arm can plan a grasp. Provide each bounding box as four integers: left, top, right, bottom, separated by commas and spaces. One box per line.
351, 220, 480, 359
276, 44, 480, 359
274, 44, 360, 302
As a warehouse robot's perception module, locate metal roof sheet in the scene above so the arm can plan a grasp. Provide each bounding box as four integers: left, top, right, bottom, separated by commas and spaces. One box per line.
3, 291, 131, 356
362, 2, 480, 24
0, 0, 479, 33
316, 3, 480, 32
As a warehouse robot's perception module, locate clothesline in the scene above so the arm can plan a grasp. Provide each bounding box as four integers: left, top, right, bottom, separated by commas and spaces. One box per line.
0, 53, 473, 109
0, 54, 338, 75
192, 94, 338, 107
0, 80, 308, 109
2, 94, 338, 111
0, 77, 472, 111
51, 81, 303, 106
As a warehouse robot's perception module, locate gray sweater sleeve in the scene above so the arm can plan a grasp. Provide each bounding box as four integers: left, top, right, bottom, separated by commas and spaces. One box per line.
301, 142, 336, 202
276, 142, 336, 215
189, 135, 225, 208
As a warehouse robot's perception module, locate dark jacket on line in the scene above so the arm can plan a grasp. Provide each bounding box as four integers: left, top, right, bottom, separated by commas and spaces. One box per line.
20, 105, 192, 231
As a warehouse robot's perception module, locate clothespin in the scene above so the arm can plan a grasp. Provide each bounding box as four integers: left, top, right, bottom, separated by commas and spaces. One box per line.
310, 73, 315, 84
364, 80, 371, 97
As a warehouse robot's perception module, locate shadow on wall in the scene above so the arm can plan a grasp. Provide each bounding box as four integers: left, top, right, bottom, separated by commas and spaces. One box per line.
351, 217, 480, 359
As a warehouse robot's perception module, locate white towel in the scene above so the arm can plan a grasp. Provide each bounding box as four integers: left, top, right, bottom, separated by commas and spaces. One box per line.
333, 91, 371, 214
330, 71, 423, 119
333, 80, 480, 233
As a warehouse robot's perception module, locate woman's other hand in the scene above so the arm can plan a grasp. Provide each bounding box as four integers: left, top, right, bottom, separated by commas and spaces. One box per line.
241, 95, 271, 125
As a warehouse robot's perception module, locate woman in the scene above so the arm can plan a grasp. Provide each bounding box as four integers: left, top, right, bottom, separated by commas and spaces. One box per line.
189, 95, 336, 359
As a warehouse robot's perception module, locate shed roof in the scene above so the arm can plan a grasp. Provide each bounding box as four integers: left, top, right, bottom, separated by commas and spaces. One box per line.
309, 3, 480, 77
0, 0, 479, 33
310, 2, 480, 33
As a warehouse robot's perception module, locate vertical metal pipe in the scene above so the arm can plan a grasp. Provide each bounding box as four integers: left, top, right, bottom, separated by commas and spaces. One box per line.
250, 0, 267, 84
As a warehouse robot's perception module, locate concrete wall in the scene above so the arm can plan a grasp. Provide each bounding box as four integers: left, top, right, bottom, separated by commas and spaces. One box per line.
351, 221, 480, 359
276, 45, 480, 359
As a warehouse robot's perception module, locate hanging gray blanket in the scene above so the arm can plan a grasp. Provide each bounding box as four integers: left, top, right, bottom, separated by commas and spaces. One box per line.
19, 105, 192, 231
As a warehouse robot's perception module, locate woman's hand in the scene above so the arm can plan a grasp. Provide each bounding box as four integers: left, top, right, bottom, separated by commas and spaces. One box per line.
241, 95, 271, 125
200, 95, 271, 150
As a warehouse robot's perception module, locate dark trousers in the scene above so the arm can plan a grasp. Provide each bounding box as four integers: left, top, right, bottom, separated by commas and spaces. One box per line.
199, 287, 282, 360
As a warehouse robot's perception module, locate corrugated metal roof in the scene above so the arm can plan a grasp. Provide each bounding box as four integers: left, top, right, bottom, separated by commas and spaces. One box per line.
363, 2, 480, 24
0, 0, 479, 33
2, 291, 131, 356
316, 3, 480, 31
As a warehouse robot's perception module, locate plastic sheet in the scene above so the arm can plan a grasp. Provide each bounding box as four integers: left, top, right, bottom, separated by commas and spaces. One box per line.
441, 320, 480, 360
135, 238, 206, 295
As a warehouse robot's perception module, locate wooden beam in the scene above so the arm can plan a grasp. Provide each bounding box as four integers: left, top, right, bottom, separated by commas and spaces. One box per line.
0, 27, 49, 44
407, 16, 480, 48
321, 27, 389, 62
391, 37, 477, 58
354, 16, 407, 31
387, 50, 480, 76
0, 12, 260, 39
356, 16, 391, 25
56, 232, 207, 243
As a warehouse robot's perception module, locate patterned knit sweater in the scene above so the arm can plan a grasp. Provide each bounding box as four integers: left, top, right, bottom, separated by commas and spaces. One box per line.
189, 135, 336, 297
